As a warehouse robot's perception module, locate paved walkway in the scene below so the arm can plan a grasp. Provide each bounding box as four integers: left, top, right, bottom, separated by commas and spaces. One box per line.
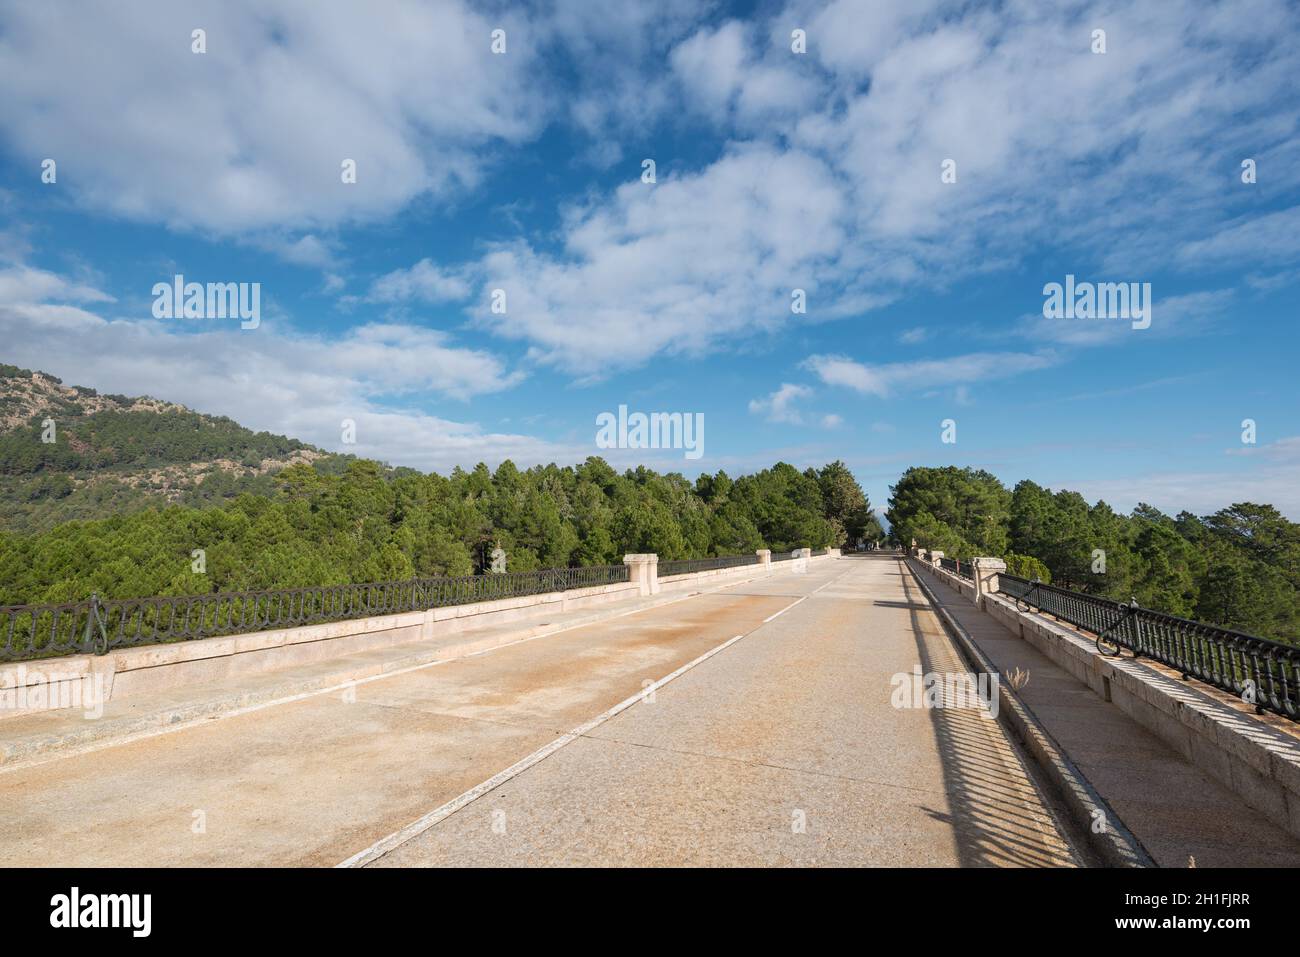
917, 565, 1300, 867
0, 556, 1078, 867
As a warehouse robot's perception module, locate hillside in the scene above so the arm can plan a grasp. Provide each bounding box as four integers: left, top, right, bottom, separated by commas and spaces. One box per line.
0, 363, 336, 532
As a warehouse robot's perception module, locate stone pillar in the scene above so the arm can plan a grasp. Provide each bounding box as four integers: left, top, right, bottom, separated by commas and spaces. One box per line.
928, 550, 944, 568
755, 548, 771, 567
623, 553, 660, 597
972, 557, 1006, 608
828, 547, 841, 559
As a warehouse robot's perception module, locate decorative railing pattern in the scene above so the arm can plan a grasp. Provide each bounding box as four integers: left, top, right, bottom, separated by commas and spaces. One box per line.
658, 554, 759, 578
0, 564, 630, 663
997, 573, 1300, 720
938, 557, 974, 581
771, 550, 797, 562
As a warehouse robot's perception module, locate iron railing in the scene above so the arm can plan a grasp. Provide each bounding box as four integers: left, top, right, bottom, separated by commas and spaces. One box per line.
771, 550, 797, 562
997, 573, 1300, 720
939, 557, 974, 581
0, 564, 630, 663
658, 554, 759, 578
811, 548, 828, 557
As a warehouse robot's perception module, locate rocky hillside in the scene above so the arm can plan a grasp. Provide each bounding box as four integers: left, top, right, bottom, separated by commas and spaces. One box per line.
0, 363, 337, 532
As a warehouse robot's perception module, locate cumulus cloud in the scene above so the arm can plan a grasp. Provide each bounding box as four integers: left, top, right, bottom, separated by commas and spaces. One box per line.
0, 0, 548, 236
454, 0, 1300, 375
4, 0, 1298, 390
670, 20, 820, 126
477, 143, 847, 377
749, 383, 813, 424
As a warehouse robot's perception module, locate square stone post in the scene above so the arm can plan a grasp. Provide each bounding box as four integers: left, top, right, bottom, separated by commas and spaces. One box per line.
623, 553, 660, 597
928, 550, 944, 568
755, 548, 771, 568
972, 557, 1006, 608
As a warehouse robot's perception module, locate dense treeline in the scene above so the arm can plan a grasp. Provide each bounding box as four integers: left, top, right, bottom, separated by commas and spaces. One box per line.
886, 466, 1300, 642
0, 458, 881, 606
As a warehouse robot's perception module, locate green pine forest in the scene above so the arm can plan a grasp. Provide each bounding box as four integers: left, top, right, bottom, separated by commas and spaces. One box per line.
886, 466, 1300, 643
1, 364, 1297, 645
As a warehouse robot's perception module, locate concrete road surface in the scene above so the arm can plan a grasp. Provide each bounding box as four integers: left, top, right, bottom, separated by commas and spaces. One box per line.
0, 556, 1080, 867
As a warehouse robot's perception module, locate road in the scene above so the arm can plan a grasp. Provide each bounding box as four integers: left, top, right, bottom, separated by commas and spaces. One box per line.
0, 555, 1080, 867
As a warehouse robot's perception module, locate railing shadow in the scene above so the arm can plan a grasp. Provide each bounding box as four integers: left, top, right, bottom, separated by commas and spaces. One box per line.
899, 569, 1073, 868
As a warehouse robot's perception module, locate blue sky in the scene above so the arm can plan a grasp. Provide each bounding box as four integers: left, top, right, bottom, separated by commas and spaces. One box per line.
1, 0, 1298, 518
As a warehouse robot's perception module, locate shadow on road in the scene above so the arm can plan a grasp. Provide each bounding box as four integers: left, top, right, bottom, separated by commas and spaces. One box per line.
897, 559, 1075, 867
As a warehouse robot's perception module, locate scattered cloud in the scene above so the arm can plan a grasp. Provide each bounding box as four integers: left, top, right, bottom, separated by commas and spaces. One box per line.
803, 350, 1058, 398
749, 382, 813, 424
367, 259, 474, 304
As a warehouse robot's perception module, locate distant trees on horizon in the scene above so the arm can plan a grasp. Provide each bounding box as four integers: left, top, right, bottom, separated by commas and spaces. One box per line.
886, 465, 1300, 643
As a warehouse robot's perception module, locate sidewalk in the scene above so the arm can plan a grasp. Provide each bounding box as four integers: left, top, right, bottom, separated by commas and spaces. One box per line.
918, 573, 1300, 867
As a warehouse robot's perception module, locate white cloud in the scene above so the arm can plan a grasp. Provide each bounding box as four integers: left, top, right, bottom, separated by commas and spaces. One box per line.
368, 259, 473, 304
1177, 206, 1300, 268
0, 1, 549, 235
1020, 288, 1233, 345
0, 265, 115, 305
5, 0, 1298, 385
478, 143, 847, 377
820, 413, 843, 429
0, 268, 549, 472
1226, 435, 1300, 461
803, 350, 1058, 397
749, 383, 813, 424
254, 234, 339, 270
459, 0, 1299, 376
670, 22, 749, 119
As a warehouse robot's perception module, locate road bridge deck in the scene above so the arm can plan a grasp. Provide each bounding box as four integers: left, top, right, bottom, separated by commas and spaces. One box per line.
0, 556, 1079, 867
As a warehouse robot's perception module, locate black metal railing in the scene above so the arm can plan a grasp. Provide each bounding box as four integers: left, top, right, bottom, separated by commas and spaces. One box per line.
0, 564, 631, 663
771, 550, 797, 562
658, 554, 759, 578
811, 548, 828, 557
997, 573, 1300, 720
938, 557, 974, 581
